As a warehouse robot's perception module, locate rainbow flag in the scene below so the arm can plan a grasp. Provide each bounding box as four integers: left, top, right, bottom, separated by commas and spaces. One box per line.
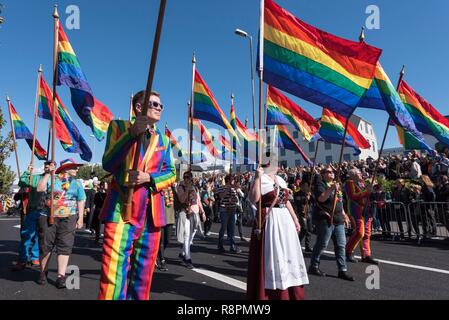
8, 101, 47, 160
318, 108, 371, 156
398, 80, 449, 147
165, 126, 183, 151
395, 125, 432, 151
217, 134, 234, 153
266, 86, 320, 141
39, 76, 92, 161
230, 104, 258, 142
275, 125, 311, 165
57, 22, 113, 141
262, 0, 382, 117
359, 63, 430, 150
193, 70, 238, 140
192, 118, 222, 158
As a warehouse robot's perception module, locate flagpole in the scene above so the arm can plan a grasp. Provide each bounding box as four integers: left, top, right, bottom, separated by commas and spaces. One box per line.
309, 139, 320, 185
30, 65, 43, 187
189, 53, 196, 170
231, 93, 235, 174
129, 93, 134, 121
6, 97, 21, 180
256, 0, 265, 239
123, 0, 167, 223
50, 5, 59, 226
45, 123, 51, 161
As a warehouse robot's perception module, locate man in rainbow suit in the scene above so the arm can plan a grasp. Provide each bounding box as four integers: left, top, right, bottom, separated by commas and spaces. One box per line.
345, 168, 378, 265
98, 90, 176, 300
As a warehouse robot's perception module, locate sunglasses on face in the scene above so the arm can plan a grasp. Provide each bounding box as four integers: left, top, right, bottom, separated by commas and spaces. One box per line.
148, 100, 164, 111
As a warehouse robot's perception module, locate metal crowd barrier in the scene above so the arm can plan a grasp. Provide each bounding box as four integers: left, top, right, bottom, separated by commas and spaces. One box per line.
371, 201, 449, 242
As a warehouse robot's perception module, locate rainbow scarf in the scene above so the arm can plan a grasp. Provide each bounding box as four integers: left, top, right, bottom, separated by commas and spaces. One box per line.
275, 125, 311, 165
318, 108, 371, 156
192, 70, 238, 140
57, 22, 113, 141
398, 80, 449, 147
8, 100, 47, 160
262, 0, 382, 117
39, 75, 92, 161
266, 86, 320, 141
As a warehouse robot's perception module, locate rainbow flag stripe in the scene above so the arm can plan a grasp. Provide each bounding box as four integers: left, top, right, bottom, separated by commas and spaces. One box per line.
40, 76, 92, 161
165, 126, 182, 151
217, 134, 234, 153
193, 70, 238, 140
398, 80, 449, 147
359, 63, 429, 149
319, 108, 370, 155
276, 125, 311, 165
266, 86, 320, 141
395, 125, 431, 151
230, 103, 258, 142
8, 101, 47, 160
57, 22, 113, 141
263, 0, 382, 117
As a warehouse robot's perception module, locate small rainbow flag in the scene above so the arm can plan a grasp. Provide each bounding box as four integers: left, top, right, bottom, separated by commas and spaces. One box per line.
230, 104, 258, 142
165, 126, 182, 151
266, 86, 320, 141
192, 118, 222, 158
275, 125, 311, 165
262, 0, 382, 117
8, 100, 47, 160
217, 134, 234, 153
57, 22, 113, 141
398, 80, 449, 147
318, 108, 371, 156
39, 76, 92, 161
193, 70, 238, 140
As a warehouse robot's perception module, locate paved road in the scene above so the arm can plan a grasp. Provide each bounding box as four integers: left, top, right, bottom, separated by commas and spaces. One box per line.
1, 215, 449, 300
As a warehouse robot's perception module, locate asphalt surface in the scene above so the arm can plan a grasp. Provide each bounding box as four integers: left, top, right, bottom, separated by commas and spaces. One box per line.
1, 215, 449, 300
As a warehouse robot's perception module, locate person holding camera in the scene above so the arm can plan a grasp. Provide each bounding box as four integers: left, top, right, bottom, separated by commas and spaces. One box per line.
176, 171, 206, 269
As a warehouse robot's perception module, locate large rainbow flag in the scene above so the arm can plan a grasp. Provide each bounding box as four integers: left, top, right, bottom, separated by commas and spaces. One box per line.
39, 76, 92, 161
275, 125, 311, 165
57, 22, 113, 141
398, 80, 449, 147
266, 86, 320, 141
359, 63, 430, 151
193, 70, 238, 140
262, 0, 382, 117
318, 108, 371, 156
8, 101, 47, 160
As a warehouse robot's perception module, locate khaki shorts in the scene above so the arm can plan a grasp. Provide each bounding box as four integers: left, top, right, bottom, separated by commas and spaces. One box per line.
38, 215, 77, 256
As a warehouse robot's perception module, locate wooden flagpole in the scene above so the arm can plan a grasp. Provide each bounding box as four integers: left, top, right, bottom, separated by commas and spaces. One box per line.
49, 5, 59, 226
123, 0, 167, 222
230, 93, 235, 174
129, 93, 134, 122
6, 97, 21, 180
29, 65, 43, 188
189, 53, 196, 170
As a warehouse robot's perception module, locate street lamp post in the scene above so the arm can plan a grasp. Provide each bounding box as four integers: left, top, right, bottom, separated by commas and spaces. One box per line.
235, 28, 256, 132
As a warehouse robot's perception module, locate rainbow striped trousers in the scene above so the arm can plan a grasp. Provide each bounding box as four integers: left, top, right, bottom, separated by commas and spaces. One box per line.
98, 215, 161, 300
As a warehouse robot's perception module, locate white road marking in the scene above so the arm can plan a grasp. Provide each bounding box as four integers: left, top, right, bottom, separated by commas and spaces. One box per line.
192, 268, 246, 291
207, 232, 449, 276
0, 218, 21, 221
13, 225, 20, 229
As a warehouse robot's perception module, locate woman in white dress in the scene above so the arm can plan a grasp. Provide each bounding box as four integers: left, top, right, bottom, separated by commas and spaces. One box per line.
247, 164, 309, 300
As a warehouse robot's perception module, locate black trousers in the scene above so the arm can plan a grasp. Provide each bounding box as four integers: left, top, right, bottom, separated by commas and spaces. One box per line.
203, 206, 213, 234
157, 225, 172, 261
299, 214, 313, 249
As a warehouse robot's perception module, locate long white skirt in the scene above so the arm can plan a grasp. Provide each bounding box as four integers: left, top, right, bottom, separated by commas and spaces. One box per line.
264, 207, 309, 290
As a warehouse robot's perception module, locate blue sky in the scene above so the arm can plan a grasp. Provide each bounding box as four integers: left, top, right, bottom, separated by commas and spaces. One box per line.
1, 0, 448, 174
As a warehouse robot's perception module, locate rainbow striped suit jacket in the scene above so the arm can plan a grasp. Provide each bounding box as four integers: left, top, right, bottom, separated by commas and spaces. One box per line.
100, 120, 176, 228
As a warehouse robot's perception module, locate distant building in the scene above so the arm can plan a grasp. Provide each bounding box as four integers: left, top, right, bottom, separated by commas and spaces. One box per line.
277, 114, 379, 167
381, 147, 405, 157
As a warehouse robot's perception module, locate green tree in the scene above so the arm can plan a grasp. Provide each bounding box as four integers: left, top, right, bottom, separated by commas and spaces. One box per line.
0, 108, 15, 194
76, 164, 111, 182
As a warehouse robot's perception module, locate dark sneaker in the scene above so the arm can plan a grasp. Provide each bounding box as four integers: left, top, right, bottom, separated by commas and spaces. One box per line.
184, 259, 194, 269
38, 271, 48, 285
338, 271, 355, 281
158, 259, 168, 272
56, 275, 67, 289
308, 267, 326, 277
179, 252, 185, 260
361, 256, 379, 265
11, 261, 27, 272
304, 247, 313, 253
230, 248, 242, 254
218, 246, 226, 253
346, 254, 358, 263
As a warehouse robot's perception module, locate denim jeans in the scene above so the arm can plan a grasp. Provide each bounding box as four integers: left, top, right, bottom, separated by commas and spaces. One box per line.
18, 210, 41, 262
218, 209, 236, 249
310, 220, 347, 272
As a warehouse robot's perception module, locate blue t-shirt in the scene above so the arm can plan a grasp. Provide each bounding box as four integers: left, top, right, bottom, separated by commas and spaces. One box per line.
44, 177, 86, 217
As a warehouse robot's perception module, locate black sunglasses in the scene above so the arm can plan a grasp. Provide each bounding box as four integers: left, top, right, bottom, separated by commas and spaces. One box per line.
148, 100, 164, 111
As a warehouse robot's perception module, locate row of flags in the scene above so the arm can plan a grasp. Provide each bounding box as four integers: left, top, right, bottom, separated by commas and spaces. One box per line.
8, 14, 114, 165
181, 0, 449, 166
